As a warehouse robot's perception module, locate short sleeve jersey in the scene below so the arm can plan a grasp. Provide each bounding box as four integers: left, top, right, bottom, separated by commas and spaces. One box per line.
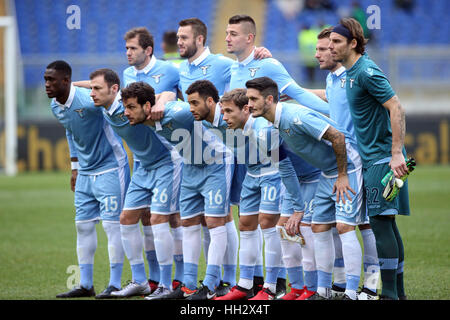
345, 53, 397, 167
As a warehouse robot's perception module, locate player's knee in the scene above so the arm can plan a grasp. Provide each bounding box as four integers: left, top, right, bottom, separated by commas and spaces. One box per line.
239, 215, 258, 231
259, 214, 279, 229
336, 223, 355, 234
169, 213, 181, 228
150, 214, 169, 225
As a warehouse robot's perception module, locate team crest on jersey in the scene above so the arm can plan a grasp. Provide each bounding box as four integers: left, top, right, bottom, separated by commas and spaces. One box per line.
74, 109, 84, 118
349, 79, 355, 88
248, 67, 260, 78
340, 78, 346, 88
152, 74, 164, 84
284, 128, 291, 135
200, 65, 211, 75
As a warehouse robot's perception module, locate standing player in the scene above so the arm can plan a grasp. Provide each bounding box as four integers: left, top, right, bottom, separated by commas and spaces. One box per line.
225, 14, 329, 295
44, 61, 130, 298
314, 26, 381, 300
212, 87, 306, 300
121, 81, 234, 300
122, 26, 183, 292
329, 18, 411, 300
86, 69, 182, 299
246, 77, 365, 300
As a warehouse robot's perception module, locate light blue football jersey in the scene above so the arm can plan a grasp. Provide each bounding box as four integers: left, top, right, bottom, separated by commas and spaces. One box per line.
273, 102, 361, 176
178, 47, 233, 100
123, 55, 179, 93
229, 50, 329, 114
148, 101, 233, 166
101, 93, 176, 171
325, 66, 356, 139
50, 84, 128, 174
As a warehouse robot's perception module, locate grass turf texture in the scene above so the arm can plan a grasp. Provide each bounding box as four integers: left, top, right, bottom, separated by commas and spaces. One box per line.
0, 165, 449, 300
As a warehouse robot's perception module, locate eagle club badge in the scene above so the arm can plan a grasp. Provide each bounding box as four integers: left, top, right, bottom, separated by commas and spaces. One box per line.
249, 67, 260, 77
74, 109, 84, 118
151, 74, 164, 84
200, 65, 211, 75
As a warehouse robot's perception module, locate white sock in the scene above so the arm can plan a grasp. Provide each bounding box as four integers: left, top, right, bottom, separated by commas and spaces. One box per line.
313, 229, 334, 297
339, 230, 362, 300
360, 228, 380, 292
207, 226, 227, 267
76, 221, 97, 265
262, 227, 282, 286
152, 222, 174, 266
120, 223, 144, 265
171, 226, 183, 256
223, 221, 239, 266
300, 225, 316, 272
183, 224, 202, 265
278, 226, 302, 268
332, 227, 346, 286
142, 225, 155, 252
202, 226, 210, 264
237, 230, 259, 289
102, 221, 124, 264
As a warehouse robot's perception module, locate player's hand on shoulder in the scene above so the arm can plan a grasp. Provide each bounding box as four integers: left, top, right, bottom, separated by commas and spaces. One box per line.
254, 46, 272, 60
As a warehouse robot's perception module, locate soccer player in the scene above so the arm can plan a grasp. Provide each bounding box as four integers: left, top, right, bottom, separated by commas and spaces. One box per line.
161, 30, 185, 67
225, 14, 330, 296
329, 18, 411, 300
44, 61, 130, 298
121, 81, 234, 300
246, 76, 365, 300
122, 26, 183, 293
87, 69, 182, 299
212, 87, 306, 300
314, 26, 381, 300
226, 14, 329, 113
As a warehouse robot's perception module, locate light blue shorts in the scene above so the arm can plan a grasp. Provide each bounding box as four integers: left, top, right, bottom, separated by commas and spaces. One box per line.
240, 173, 281, 216
179, 163, 233, 219
123, 161, 182, 215
74, 165, 130, 222
312, 168, 365, 226
281, 178, 319, 225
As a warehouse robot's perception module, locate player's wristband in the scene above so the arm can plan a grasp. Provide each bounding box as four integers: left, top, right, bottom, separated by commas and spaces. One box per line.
71, 161, 79, 170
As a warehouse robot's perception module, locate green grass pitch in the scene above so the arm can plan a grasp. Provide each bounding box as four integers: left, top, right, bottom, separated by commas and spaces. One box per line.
0, 165, 449, 300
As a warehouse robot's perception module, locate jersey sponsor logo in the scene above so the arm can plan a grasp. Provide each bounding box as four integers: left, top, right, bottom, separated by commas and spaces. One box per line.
74, 108, 85, 118
151, 74, 164, 84
248, 67, 260, 78
200, 65, 211, 75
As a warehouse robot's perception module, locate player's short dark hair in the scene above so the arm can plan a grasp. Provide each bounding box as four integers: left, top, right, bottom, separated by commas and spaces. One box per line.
124, 27, 154, 51
339, 18, 368, 54
185, 80, 219, 103
318, 26, 333, 39
89, 68, 120, 88
179, 18, 207, 45
46, 60, 72, 78
121, 81, 155, 107
220, 89, 248, 110
245, 77, 279, 103
163, 30, 178, 51
228, 14, 256, 36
